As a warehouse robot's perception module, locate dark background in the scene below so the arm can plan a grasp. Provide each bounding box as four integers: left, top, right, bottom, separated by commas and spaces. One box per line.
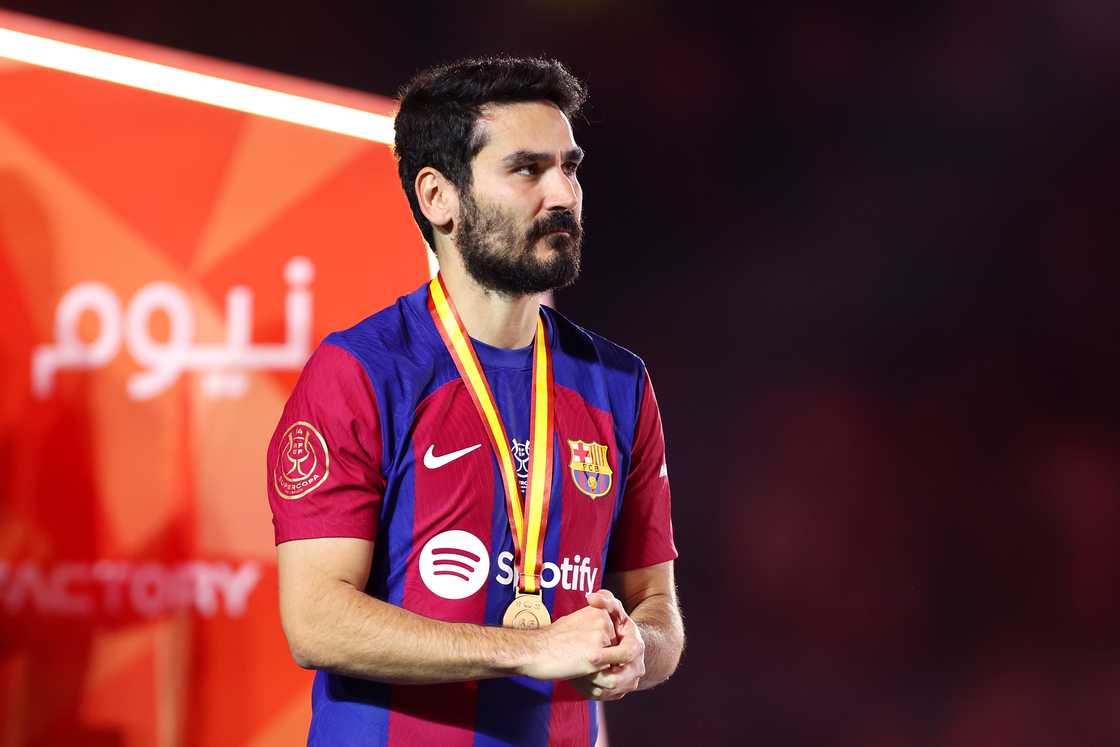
7, 1, 1120, 743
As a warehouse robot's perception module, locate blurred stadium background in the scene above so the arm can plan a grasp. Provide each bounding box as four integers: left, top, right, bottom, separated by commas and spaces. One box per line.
2, 2, 1119, 744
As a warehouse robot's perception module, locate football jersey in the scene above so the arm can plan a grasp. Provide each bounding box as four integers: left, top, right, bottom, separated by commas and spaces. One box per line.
266, 281, 677, 747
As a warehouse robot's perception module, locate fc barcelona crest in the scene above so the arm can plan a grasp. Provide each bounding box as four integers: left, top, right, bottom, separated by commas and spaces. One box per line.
568, 440, 613, 499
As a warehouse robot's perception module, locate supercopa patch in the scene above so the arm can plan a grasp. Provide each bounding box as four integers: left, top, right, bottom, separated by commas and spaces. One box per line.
274, 421, 330, 499
568, 440, 613, 499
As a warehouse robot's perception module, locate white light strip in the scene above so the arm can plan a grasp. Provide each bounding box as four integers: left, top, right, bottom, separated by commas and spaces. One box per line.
0, 27, 396, 143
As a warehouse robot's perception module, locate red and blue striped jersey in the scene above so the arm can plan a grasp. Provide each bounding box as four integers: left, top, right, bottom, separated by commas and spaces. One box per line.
266, 281, 677, 747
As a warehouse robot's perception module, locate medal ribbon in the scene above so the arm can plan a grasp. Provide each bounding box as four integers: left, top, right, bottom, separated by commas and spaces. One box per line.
427, 275, 555, 594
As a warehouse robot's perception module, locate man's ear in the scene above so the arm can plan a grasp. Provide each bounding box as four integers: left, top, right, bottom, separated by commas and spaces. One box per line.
415, 167, 459, 233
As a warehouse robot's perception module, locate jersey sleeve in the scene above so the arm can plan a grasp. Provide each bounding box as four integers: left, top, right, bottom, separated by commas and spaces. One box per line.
266, 342, 385, 544
606, 368, 678, 572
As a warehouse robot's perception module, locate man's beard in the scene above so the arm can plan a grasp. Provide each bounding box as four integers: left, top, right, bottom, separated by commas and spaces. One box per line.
454, 190, 582, 296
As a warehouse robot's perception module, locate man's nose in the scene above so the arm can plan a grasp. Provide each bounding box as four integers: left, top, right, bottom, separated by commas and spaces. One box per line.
543, 168, 578, 211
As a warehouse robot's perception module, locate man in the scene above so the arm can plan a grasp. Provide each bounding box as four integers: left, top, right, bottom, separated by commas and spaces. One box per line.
266, 56, 683, 746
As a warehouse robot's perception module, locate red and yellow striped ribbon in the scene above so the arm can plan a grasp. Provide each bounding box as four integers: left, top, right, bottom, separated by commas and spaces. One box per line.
427, 275, 555, 594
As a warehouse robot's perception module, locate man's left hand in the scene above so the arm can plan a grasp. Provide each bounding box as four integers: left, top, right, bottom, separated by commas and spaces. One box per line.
568, 589, 645, 701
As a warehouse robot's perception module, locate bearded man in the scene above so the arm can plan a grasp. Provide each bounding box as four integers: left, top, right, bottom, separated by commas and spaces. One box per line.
266, 56, 683, 747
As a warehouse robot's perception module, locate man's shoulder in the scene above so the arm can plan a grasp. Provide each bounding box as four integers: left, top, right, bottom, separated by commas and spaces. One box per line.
546, 307, 651, 439
321, 283, 439, 379
545, 305, 647, 380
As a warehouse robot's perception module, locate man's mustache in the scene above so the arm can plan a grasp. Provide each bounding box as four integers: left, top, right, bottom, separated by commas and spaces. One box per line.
527, 211, 582, 245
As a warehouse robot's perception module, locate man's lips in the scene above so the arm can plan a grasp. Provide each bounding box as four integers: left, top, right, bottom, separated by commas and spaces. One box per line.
531, 225, 579, 243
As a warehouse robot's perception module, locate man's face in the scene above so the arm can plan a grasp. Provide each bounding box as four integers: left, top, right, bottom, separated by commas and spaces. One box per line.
454, 101, 584, 296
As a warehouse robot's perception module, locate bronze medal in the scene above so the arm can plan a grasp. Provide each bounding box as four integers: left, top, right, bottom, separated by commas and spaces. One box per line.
502, 592, 552, 629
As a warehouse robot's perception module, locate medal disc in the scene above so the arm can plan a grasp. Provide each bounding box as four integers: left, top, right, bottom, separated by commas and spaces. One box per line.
502, 593, 552, 629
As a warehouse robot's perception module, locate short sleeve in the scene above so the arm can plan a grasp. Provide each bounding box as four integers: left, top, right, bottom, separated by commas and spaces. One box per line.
266, 343, 385, 544
606, 368, 678, 572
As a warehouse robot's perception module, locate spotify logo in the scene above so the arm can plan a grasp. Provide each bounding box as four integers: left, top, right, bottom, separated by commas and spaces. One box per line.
418, 530, 490, 600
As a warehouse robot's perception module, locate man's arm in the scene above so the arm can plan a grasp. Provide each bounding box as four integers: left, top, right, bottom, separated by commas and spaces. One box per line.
572, 560, 684, 700
277, 536, 639, 685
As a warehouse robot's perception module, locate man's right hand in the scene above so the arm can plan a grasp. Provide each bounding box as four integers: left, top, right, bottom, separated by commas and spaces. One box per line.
517, 604, 641, 681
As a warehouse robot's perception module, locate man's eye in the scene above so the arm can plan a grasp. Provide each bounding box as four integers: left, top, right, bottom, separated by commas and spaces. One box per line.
515, 164, 539, 176
563, 162, 580, 176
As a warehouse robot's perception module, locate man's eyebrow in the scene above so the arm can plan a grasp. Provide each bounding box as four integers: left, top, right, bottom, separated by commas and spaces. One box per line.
501, 147, 585, 166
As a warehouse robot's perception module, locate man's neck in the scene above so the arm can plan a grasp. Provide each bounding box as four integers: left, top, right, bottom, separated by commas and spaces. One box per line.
437, 253, 542, 350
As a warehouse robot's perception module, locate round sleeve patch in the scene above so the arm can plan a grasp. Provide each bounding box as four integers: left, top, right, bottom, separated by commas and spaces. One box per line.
274, 421, 331, 500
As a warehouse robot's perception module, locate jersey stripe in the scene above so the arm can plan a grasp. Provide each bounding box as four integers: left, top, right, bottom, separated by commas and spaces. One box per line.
387, 379, 496, 745
543, 492, 587, 746
546, 681, 588, 747
308, 672, 391, 746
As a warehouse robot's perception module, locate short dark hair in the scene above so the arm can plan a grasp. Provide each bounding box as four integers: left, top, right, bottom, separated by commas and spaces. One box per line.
393, 56, 588, 250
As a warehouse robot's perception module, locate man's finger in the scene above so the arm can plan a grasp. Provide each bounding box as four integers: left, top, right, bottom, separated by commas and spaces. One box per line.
589, 668, 621, 689
585, 591, 630, 630
592, 637, 641, 667
572, 681, 609, 701
570, 677, 615, 701
585, 594, 626, 644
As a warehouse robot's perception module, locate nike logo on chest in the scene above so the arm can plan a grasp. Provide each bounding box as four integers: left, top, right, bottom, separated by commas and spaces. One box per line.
423, 443, 483, 469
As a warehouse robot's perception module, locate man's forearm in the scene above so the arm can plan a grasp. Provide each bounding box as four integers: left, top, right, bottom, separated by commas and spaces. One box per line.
284, 578, 634, 686
629, 593, 684, 690
285, 579, 532, 684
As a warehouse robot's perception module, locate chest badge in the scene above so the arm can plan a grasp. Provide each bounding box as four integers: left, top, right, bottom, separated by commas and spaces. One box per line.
567, 440, 613, 499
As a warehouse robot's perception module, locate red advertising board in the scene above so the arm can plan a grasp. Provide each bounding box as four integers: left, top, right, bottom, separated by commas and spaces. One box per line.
0, 11, 428, 744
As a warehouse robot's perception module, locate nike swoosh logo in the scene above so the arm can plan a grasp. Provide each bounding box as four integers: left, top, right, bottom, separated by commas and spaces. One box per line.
423, 443, 483, 469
